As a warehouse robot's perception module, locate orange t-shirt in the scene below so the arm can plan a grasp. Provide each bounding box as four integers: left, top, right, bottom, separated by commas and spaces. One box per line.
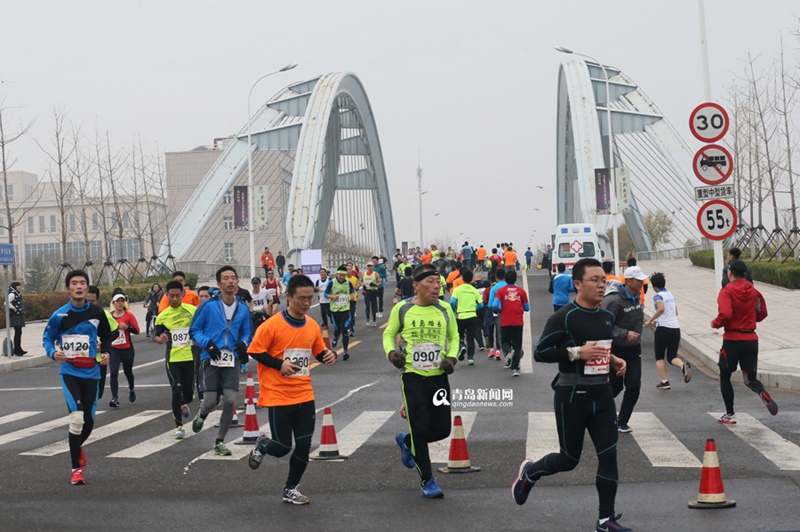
452, 277, 464, 289
504, 250, 518, 266
249, 312, 326, 407
446, 270, 461, 287
421, 252, 432, 264
476, 247, 487, 261
158, 289, 200, 313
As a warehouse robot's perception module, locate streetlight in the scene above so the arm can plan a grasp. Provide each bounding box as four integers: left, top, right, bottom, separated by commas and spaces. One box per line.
247, 63, 298, 279
555, 46, 620, 276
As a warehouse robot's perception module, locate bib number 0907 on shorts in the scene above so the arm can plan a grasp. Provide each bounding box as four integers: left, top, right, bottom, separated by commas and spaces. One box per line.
411, 343, 442, 370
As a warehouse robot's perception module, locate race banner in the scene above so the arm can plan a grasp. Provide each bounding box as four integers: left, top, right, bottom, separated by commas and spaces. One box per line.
233, 186, 248, 230
594, 168, 611, 214
254, 185, 268, 230
616, 167, 633, 213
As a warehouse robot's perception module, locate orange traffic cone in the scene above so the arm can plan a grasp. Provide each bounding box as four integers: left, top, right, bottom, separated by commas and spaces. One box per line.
438, 415, 480, 473
310, 407, 349, 460
235, 374, 260, 445
322, 326, 331, 351
688, 438, 736, 509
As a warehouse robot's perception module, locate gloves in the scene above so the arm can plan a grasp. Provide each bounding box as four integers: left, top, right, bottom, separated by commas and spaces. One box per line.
236, 341, 249, 365
440, 357, 455, 375
388, 350, 406, 369
207, 340, 221, 361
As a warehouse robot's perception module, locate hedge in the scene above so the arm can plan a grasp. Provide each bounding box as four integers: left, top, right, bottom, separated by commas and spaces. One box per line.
689, 250, 800, 289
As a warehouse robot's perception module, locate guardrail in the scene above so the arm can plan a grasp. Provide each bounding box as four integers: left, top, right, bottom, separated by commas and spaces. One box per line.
634, 242, 711, 261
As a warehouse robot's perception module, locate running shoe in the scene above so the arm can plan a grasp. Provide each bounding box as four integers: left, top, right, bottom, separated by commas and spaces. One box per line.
656, 381, 671, 390
331, 336, 339, 348
504, 354, 512, 368
191, 410, 205, 433
181, 404, 190, 419
283, 486, 310, 505
420, 477, 444, 499
718, 413, 736, 424
129, 389, 136, 403
377, 312, 382, 318
479, 346, 485, 351
511, 459, 536, 505
342, 351, 349, 361
213, 442, 232, 456
349, 330, 355, 337
682, 361, 693, 383
249, 434, 269, 470
109, 397, 119, 408
760, 391, 779, 415
175, 426, 186, 439
468, 359, 474, 366
79, 448, 86, 468
513, 369, 520, 377
71, 468, 85, 485
617, 423, 632, 433
458, 345, 466, 361
487, 349, 495, 359
395, 432, 415, 469
596, 514, 632, 532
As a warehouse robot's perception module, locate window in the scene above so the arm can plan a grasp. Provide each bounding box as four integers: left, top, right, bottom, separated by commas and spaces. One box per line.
92, 212, 99, 231
122, 213, 129, 229
133, 211, 140, 230
69, 214, 76, 232
223, 191, 232, 205
108, 238, 142, 262
223, 216, 233, 231
0, 217, 3, 236
7, 185, 12, 202
111, 212, 118, 230
25, 242, 61, 264
224, 242, 234, 263
50, 215, 56, 233
39, 216, 45, 233
28, 217, 34, 234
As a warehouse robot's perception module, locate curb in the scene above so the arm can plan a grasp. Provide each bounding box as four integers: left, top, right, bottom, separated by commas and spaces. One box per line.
0, 354, 54, 374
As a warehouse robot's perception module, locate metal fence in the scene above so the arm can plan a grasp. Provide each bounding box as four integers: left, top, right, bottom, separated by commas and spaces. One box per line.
634, 241, 712, 261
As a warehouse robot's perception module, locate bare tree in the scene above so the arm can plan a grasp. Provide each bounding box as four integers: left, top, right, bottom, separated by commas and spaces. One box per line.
66, 125, 97, 274
775, 35, 799, 258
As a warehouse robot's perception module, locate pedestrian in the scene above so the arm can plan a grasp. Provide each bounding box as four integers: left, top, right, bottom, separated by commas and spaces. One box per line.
153, 280, 198, 439
261, 247, 275, 279
644, 272, 691, 390
524, 247, 533, 270
189, 266, 252, 456
42, 270, 113, 485
276, 251, 286, 277
512, 258, 630, 531
450, 269, 484, 366
143, 283, 163, 337
541, 244, 553, 279
107, 293, 140, 407
384, 263, 459, 498
603, 265, 646, 433
491, 270, 530, 375
325, 266, 355, 361
7, 281, 26, 356
247, 275, 337, 504
550, 262, 575, 312
314, 268, 332, 328
713, 259, 776, 424
721, 247, 753, 288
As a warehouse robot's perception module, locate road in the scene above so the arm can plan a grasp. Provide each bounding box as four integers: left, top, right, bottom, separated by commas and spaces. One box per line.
1, 271, 798, 531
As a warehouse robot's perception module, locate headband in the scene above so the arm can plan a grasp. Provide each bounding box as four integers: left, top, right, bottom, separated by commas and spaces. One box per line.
336, 268, 348, 274
414, 270, 439, 282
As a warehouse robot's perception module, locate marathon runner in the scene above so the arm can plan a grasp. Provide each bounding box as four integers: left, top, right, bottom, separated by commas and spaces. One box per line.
325, 266, 355, 361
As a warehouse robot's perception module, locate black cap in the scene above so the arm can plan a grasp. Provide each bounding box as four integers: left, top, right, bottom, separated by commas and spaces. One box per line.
729, 260, 748, 276
251, 277, 261, 284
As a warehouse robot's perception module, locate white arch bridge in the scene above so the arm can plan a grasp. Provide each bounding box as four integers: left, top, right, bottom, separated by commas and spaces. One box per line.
159, 72, 396, 272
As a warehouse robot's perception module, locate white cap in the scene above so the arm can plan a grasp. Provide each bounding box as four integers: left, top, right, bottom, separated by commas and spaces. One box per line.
112, 293, 127, 302
623, 266, 648, 281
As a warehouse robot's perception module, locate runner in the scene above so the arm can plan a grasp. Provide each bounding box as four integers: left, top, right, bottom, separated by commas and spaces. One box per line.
325, 265, 355, 360
43, 270, 113, 485
282, 265, 295, 286
524, 247, 533, 270
511, 258, 630, 531
246, 275, 337, 504
158, 271, 199, 312
153, 280, 197, 439
541, 244, 553, 280
189, 266, 252, 456
263, 269, 282, 317
550, 263, 575, 312
503, 246, 518, 272
372, 256, 388, 317
395, 267, 414, 300
143, 283, 163, 337
713, 259, 775, 423
261, 246, 276, 279
643, 272, 691, 390
476, 245, 487, 271
491, 270, 530, 376
461, 241, 473, 271
346, 265, 360, 336
384, 263, 459, 498
450, 269, 483, 366
249, 276, 269, 337
314, 267, 332, 328
361, 262, 381, 327
107, 293, 140, 408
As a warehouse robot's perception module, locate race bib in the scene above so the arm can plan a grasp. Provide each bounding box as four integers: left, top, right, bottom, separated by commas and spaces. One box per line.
584, 339, 612, 375
211, 348, 235, 367
411, 342, 442, 371
111, 331, 127, 346
265, 288, 277, 300
62, 334, 91, 359
171, 328, 190, 348
284, 348, 311, 377
335, 295, 349, 306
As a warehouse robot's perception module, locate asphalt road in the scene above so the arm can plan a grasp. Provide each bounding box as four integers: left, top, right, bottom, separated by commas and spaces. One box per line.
1, 271, 798, 531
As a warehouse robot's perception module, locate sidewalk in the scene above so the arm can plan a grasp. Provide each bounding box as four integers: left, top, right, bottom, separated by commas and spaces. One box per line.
641, 259, 800, 391
0, 301, 150, 374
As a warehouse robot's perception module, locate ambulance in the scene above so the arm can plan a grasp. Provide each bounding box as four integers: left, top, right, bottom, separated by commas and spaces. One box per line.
551, 223, 609, 273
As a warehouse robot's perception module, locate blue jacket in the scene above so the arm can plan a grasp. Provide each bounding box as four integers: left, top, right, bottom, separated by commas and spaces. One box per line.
551, 273, 575, 306
190, 294, 251, 361
43, 300, 114, 379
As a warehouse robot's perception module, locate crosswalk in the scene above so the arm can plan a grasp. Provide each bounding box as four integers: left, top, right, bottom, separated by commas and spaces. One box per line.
2, 408, 799, 471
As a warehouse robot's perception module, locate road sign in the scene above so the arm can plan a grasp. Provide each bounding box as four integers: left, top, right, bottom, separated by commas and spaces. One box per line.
696, 199, 737, 241
695, 184, 734, 201
693, 144, 733, 185
689, 102, 729, 143
570, 240, 583, 254
0, 243, 14, 265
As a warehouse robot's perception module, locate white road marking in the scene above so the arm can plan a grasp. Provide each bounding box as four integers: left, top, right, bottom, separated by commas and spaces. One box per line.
521, 273, 534, 373
526, 412, 560, 461
21, 410, 167, 456
0, 411, 41, 426
326, 410, 394, 457
710, 412, 800, 470
628, 412, 701, 468
0, 411, 106, 447
429, 411, 477, 463
316, 376, 385, 414
108, 410, 223, 458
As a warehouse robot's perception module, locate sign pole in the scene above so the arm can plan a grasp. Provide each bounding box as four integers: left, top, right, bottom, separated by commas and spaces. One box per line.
3, 264, 10, 357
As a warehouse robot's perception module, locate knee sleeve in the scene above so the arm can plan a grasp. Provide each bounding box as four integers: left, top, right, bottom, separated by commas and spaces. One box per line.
68, 410, 84, 436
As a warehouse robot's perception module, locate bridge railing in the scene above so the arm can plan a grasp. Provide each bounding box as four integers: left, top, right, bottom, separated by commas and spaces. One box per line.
634, 242, 711, 262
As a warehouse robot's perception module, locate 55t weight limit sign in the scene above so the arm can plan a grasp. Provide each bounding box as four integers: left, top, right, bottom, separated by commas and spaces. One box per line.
696, 199, 737, 241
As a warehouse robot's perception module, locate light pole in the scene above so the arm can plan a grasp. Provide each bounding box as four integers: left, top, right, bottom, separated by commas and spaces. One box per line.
555, 46, 620, 276
247, 63, 297, 279
417, 166, 424, 248
407, 191, 428, 244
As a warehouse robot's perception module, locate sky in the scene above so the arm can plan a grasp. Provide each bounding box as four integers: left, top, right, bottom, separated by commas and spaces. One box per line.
2, 0, 799, 253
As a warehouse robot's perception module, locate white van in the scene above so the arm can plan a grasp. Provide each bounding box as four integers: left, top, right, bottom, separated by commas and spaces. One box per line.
551, 223, 604, 273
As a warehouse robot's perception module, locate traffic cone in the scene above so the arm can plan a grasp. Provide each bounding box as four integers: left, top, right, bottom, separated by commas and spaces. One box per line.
230, 407, 239, 427
438, 415, 480, 473
688, 438, 736, 509
235, 374, 260, 445
322, 326, 331, 350
310, 407, 349, 460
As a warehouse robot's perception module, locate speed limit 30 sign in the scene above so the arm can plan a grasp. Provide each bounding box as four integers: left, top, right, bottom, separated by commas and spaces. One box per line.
696, 199, 737, 240
689, 102, 729, 143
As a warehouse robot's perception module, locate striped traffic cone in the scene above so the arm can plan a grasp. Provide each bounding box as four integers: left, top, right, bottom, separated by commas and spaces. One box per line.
688, 438, 736, 509
438, 415, 480, 473
310, 407, 348, 460
235, 374, 260, 445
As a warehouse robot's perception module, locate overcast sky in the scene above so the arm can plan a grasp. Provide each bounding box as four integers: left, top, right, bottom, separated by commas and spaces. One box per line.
2, 0, 798, 252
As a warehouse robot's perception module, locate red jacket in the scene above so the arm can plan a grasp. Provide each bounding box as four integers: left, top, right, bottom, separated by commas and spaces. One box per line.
110, 310, 140, 350
711, 278, 767, 341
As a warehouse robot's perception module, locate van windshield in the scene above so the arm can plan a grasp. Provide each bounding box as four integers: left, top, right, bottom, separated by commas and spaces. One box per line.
558, 242, 596, 258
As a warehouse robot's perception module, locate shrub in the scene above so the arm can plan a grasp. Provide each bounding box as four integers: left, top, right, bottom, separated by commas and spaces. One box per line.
689, 250, 800, 289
